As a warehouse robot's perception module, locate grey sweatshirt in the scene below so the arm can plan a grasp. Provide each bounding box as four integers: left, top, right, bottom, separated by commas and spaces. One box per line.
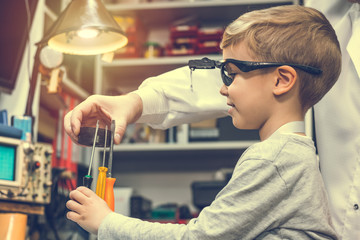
98, 133, 338, 240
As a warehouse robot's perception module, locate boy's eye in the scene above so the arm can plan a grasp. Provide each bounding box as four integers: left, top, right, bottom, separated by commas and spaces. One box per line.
229, 73, 237, 79
226, 72, 237, 80
224, 63, 241, 79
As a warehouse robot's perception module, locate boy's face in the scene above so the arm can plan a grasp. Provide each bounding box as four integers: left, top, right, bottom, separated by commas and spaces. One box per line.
220, 42, 276, 130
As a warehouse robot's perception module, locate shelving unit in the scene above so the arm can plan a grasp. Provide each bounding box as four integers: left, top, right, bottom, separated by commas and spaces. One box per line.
111, 140, 257, 151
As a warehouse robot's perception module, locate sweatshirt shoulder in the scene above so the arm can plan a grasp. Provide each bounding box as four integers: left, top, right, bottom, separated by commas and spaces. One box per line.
241, 134, 315, 163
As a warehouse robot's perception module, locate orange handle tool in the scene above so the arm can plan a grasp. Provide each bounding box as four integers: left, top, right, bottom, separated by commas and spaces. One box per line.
104, 177, 116, 211
96, 166, 108, 199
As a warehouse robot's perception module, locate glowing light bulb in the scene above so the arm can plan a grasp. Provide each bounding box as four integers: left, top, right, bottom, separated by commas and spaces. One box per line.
77, 28, 100, 39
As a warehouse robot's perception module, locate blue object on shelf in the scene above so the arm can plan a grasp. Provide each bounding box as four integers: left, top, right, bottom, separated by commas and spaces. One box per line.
0, 125, 22, 139
0, 109, 8, 125
11, 116, 32, 140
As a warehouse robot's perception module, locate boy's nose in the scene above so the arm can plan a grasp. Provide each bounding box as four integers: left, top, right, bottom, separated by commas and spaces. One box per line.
220, 84, 228, 96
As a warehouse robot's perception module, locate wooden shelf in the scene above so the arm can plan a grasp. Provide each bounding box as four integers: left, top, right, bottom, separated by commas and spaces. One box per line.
92, 141, 256, 173
106, 0, 297, 27
39, 83, 67, 112
106, 0, 296, 11
39, 77, 90, 112
112, 140, 258, 152
62, 77, 90, 100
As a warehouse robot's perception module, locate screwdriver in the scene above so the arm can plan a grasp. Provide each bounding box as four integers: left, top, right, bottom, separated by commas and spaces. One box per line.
83, 120, 99, 188
96, 125, 108, 199
104, 120, 116, 211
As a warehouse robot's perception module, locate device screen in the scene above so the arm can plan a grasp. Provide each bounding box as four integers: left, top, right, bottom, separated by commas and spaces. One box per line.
0, 144, 16, 181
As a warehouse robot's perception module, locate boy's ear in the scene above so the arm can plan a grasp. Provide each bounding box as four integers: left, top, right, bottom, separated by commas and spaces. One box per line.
273, 66, 297, 96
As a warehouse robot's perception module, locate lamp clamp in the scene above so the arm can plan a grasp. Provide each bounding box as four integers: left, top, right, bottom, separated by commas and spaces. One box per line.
188, 57, 221, 71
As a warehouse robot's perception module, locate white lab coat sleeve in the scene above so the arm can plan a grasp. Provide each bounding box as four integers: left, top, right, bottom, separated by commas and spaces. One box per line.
133, 66, 229, 129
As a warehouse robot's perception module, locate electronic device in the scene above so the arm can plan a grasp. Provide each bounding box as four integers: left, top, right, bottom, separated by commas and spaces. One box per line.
0, 136, 52, 204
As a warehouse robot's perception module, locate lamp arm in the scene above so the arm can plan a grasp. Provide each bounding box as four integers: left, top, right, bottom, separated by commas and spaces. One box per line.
24, 44, 43, 118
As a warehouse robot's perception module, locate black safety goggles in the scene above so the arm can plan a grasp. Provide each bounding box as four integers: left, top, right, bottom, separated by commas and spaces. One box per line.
217, 59, 323, 86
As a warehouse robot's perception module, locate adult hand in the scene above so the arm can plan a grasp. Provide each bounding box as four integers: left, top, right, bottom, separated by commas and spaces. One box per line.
64, 93, 143, 145
66, 186, 112, 235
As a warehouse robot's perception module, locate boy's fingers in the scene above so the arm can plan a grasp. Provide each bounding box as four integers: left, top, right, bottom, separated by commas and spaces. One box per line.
69, 188, 90, 204
66, 199, 83, 214
77, 186, 97, 198
66, 210, 81, 223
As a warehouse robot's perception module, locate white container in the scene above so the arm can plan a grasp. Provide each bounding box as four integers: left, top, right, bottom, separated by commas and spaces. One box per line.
114, 187, 134, 216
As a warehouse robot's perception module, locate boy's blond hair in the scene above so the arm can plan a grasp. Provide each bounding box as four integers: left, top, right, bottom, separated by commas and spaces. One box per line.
220, 5, 341, 111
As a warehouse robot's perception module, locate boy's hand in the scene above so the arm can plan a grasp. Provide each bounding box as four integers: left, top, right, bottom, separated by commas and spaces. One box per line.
66, 186, 112, 235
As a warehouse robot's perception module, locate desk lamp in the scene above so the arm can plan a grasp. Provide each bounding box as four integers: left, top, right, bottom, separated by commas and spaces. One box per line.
24, 0, 127, 128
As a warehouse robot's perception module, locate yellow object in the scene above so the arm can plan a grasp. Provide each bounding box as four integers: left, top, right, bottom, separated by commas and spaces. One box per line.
0, 213, 27, 240
96, 166, 108, 199
114, 16, 135, 33
144, 42, 161, 58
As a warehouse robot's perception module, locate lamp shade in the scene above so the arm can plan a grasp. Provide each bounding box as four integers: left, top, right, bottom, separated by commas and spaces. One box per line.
39, 0, 128, 55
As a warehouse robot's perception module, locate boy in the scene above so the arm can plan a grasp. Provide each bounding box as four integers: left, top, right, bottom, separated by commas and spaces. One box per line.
66, 5, 341, 239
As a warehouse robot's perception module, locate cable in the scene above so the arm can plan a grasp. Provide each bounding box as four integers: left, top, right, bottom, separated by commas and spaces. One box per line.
24, 0, 32, 85
44, 168, 63, 240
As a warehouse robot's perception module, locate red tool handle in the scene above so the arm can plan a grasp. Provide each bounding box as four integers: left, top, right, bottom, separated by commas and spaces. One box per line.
104, 177, 116, 211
